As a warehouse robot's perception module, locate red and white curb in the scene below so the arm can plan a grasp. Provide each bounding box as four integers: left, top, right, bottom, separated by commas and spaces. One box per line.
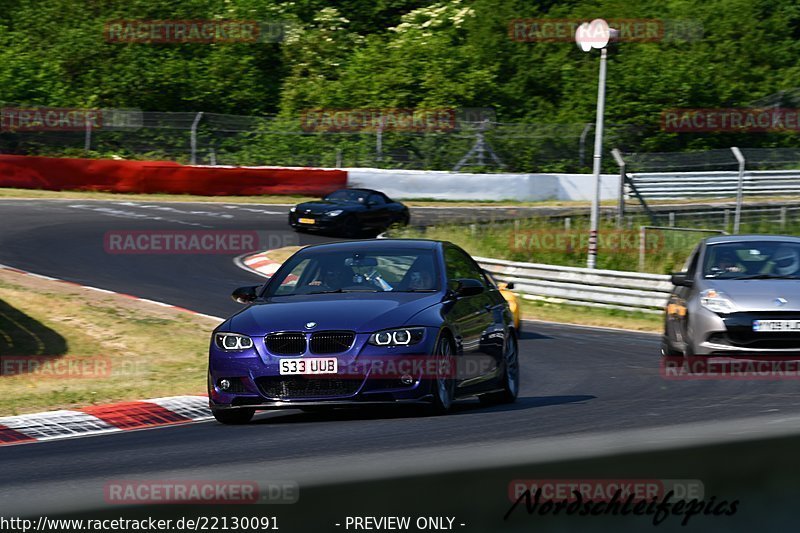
0, 395, 211, 446
238, 251, 282, 278
0, 263, 224, 446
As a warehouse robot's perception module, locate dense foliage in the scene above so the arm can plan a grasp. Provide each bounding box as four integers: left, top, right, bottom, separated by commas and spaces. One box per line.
1, 0, 798, 169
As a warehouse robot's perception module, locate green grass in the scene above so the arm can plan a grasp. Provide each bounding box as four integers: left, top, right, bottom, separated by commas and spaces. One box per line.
0, 269, 220, 416
392, 216, 800, 274
520, 299, 662, 332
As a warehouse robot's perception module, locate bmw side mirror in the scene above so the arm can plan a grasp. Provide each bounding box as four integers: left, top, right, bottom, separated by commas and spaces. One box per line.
232, 285, 259, 304
670, 272, 693, 287
454, 278, 484, 297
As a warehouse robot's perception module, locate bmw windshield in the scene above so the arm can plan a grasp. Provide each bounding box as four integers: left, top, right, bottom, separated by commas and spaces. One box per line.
265, 248, 440, 295
703, 241, 800, 279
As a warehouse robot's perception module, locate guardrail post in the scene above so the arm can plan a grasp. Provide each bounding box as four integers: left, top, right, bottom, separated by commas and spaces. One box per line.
84, 115, 92, 151
190, 112, 204, 165
579, 123, 592, 168
611, 148, 626, 228
731, 146, 746, 234
639, 226, 646, 272
376, 117, 383, 163
780, 206, 787, 230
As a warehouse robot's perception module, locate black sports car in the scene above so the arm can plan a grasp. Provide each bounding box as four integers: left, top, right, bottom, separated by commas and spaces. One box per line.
289, 188, 410, 237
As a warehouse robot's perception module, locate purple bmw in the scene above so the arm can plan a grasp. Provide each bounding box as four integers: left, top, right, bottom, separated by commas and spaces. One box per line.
208, 239, 519, 424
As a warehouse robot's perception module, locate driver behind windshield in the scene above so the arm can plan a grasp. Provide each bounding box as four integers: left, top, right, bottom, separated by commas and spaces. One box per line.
771, 246, 800, 276
711, 249, 745, 275
307, 260, 350, 291
407, 270, 435, 290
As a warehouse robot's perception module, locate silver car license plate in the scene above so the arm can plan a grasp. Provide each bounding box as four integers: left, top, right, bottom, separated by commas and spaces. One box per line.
753, 319, 800, 332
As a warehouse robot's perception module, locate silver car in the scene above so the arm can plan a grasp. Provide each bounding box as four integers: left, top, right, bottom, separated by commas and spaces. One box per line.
663, 234, 800, 356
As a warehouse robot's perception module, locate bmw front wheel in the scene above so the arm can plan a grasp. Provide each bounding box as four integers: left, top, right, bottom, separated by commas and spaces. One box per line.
480, 333, 519, 405
429, 334, 456, 414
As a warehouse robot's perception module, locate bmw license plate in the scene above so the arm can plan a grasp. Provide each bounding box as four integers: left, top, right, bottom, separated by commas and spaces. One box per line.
280, 358, 337, 375
753, 320, 800, 332
298, 217, 315, 224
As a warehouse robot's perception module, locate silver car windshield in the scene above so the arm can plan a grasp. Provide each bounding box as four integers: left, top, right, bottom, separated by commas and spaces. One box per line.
703, 242, 800, 279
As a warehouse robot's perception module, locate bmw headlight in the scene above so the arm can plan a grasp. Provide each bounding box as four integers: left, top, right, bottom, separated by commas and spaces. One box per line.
368, 327, 425, 346
700, 289, 736, 314
215, 332, 254, 351
290, 207, 296, 213
328, 210, 344, 216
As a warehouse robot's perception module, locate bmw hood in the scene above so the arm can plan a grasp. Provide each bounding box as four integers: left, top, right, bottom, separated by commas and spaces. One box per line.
703, 279, 800, 312
227, 292, 441, 334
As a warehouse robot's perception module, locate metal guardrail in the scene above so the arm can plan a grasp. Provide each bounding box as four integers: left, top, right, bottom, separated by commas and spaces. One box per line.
628, 170, 800, 199
477, 256, 671, 314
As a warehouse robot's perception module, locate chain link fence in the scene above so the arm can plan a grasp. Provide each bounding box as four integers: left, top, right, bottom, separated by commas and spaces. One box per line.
0, 103, 653, 172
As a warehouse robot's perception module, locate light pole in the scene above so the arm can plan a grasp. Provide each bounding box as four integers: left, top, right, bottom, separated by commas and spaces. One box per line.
576, 19, 617, 269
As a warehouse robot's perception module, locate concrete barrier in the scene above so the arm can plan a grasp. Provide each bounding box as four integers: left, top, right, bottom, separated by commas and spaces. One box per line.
346, 168, 619, 201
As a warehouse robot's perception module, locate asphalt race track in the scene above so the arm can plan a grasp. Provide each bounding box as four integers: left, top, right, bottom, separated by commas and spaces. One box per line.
1, 199, 799, 530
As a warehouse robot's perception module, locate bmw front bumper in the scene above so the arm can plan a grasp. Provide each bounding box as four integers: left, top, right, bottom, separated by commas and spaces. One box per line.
208, 329, 442, 410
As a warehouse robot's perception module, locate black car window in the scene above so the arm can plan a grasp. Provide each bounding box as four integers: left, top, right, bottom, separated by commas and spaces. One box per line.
702, 241, 800, 279
324, 189, 368, 203
368, 194, 385, 205
444, 246, 486, 286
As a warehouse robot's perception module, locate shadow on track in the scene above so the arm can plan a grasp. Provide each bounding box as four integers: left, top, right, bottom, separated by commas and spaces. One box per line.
0, 298, 67, 375
518, 329, 554, 341
248, 395, 596, 425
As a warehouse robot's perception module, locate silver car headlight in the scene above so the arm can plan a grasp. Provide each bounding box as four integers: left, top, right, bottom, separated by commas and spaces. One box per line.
368, 327, 425, 346
290, 207, 296, 213
215, 332, 254, 351
328, 209, 344, 216
699, 289, 736, 314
